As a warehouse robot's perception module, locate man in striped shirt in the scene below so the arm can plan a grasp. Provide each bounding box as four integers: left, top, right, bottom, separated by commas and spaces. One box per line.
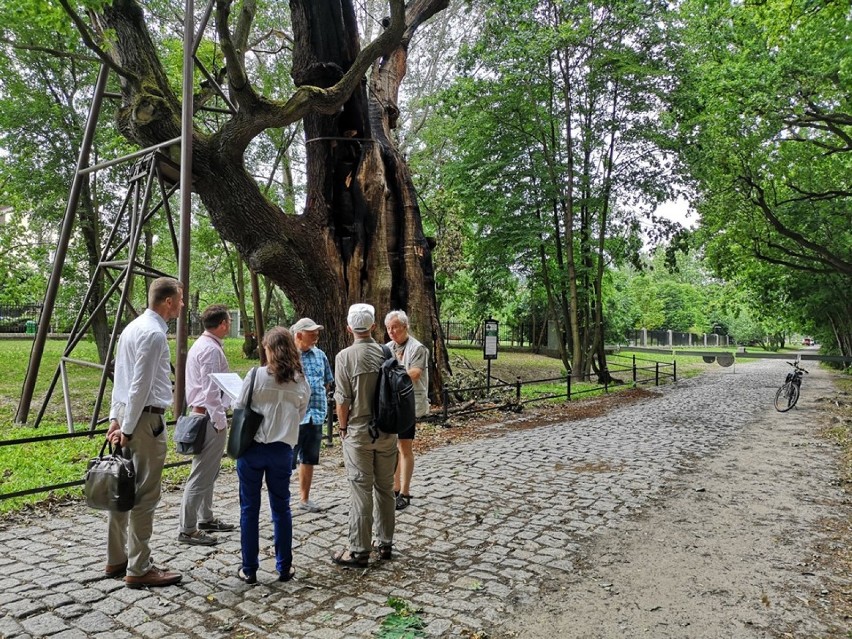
178, 304, 234, 545
291, 317, 333, 512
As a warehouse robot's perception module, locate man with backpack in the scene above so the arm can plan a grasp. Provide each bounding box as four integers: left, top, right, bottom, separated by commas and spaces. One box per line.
331, 303, 398, 567
384, 310, 429, 511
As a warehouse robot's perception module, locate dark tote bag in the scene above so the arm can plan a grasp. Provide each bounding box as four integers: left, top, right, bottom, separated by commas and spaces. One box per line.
227, 367, 264, 459
84, 439, 136, 512
173, 412, 209, 455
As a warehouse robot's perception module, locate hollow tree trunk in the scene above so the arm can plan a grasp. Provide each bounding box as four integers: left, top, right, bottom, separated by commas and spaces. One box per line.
287, 0, 448, 390
96, 0, 448, 378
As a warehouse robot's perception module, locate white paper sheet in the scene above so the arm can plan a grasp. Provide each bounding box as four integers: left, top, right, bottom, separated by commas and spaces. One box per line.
210, 373, 244, 401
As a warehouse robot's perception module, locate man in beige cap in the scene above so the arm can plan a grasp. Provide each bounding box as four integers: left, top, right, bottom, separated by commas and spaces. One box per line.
290, 317, 333, 512
332, 303, 397, 567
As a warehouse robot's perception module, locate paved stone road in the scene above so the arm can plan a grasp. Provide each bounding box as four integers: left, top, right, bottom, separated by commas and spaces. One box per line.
0, 360, 828, 637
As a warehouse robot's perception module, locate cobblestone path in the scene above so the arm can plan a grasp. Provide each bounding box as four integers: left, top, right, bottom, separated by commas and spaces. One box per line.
0, 359, 834, 637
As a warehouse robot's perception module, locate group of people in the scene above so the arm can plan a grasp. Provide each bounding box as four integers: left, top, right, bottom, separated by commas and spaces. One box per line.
104, 277, 429, 587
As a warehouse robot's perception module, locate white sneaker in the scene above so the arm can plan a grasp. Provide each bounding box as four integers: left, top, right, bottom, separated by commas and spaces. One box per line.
295, 499, 322, 513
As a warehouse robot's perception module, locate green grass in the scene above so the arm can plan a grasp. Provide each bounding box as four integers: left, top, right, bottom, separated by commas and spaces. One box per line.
0, 337, 255, 514
375, 597, 426, 638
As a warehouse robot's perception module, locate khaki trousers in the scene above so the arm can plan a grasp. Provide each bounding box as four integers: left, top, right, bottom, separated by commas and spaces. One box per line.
107, 410, 167, 576
342, 429, 398, 554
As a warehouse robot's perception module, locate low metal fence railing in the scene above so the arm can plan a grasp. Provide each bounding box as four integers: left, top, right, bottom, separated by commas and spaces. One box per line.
2, 354, 677, 503
435, 353, 676, 421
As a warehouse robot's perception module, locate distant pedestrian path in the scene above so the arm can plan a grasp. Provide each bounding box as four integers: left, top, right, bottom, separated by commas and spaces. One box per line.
0, 359, 835, 637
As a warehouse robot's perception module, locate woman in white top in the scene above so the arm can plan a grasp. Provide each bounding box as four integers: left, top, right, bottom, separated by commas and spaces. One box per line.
234, 327, 310, 584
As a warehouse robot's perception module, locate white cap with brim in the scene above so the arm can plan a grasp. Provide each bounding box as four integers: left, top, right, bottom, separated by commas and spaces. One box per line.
291, 317, 323, 333
347, 303, 375, 332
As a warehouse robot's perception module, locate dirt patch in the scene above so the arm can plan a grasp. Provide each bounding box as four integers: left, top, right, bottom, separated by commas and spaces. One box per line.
413, 387, 660, 455
569, 460, 626, 474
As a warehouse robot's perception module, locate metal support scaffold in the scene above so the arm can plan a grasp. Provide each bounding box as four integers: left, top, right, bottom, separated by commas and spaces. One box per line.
14, 0, 230, 430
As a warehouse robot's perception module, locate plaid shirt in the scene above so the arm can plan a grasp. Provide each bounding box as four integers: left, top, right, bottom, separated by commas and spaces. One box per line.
300, 346, 333, 425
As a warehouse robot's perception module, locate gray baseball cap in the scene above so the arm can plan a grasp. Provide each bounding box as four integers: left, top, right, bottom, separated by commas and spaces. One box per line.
291, 317, 323, 333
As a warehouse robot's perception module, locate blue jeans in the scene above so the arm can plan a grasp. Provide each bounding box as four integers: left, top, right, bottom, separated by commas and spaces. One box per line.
237, 441, 293, 576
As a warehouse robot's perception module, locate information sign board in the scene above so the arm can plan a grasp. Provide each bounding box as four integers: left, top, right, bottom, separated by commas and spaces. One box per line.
483, 319, 498, 360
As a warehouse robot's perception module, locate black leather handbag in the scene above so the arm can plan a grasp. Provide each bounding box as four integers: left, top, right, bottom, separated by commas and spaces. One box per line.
84, 440, 136, 511
227, 367, 264, 459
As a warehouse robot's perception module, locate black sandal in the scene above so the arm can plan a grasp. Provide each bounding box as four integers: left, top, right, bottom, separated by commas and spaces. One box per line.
331, 549, 369, 568
278, 566, 296, 582
238, 568, 257, 584
372, 542, 393, 560
395, 494, 411, 511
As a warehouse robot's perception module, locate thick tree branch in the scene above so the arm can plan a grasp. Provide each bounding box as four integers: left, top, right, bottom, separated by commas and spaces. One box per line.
232, 0, 256, 59
57, 0, 138, 86
215, 0, 252, 100
742, 176, 852, 276
215, 0, 406, 153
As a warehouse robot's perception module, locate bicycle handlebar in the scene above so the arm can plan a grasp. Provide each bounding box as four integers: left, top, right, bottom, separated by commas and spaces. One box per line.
787, 361, 809, 373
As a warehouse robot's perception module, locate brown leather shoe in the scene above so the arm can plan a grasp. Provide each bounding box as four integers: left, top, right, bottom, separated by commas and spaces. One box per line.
125, 566, 182, 589
104, 560, 128, 578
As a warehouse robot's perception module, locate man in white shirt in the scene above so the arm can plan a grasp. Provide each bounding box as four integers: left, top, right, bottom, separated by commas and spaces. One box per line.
105, 277, 183, 589
178, 304, 234, 545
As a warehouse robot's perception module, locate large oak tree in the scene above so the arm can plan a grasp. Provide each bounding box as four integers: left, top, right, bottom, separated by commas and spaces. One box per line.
62, 0, 449, 385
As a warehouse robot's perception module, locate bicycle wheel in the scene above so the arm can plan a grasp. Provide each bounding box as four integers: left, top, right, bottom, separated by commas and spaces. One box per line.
775, 383, 796, 412
788, 382, 800, 409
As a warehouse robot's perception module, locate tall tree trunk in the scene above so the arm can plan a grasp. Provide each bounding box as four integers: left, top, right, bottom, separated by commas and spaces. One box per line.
93, 0, 448, 381
290, 0, 448, 393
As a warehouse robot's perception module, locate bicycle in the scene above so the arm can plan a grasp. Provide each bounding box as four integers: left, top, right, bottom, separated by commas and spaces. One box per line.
774, 359, 808, 412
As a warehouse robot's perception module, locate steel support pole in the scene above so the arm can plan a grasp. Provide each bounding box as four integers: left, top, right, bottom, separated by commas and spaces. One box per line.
174, 0, 195, 417
15, 64, 110, 424
251, 270, 267, 365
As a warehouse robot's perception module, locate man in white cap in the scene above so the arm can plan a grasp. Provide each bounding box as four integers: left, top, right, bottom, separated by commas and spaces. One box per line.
331, 303, 398, 567
290, 317, 333, 512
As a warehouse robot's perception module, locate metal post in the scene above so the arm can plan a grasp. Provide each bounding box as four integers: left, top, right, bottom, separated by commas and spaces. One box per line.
486, 359, 492, 395
442, 387, 449, 423
566, 374, 571, 401
174, 0, 195, 417
515, 376, 521, 405
325, 401, 334, 445
250, 270, 266, 365
655, 361, 660, 386
673, 360, 677, 382
632, 354, 636, 385
15, 64, 110, 424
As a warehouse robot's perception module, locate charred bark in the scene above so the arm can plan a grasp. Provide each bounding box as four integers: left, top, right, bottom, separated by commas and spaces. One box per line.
87, 0, 448, 383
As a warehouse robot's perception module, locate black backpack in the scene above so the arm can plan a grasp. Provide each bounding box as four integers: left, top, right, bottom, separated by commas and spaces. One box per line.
371, 344, 416, 438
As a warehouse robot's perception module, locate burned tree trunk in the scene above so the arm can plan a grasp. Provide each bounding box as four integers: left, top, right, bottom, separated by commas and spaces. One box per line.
88, 0, 449, 376
290, 0, 449, 389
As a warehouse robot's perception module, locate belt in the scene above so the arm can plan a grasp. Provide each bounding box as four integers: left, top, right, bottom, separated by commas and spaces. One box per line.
142, 405, 166, 414
191, 406, 208, 415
